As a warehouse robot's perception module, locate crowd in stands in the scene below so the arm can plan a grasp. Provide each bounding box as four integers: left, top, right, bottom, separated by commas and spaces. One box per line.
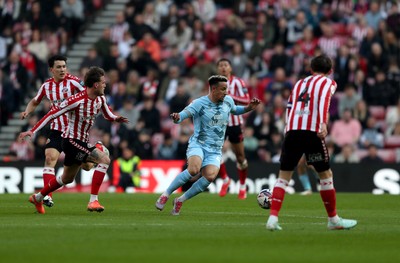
1, 0, 400, 164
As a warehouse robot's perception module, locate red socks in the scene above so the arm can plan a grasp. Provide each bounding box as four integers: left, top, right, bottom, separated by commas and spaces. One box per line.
270, 178, 289, 216
219, 163, 228, 180
42, 167, 55, 197
319, 177, 337, 217
91, 164, 109, 195
40, 177, 62, 196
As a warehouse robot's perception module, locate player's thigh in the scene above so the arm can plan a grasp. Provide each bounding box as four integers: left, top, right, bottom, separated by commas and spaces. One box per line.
280, 131, 304, 171
202, 151, 222, 180
187, 146, 204, 175
304, 135, 330, 173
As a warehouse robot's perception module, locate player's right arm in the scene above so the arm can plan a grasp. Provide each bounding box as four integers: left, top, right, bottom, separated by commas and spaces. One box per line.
20, 83, 46, 119
20, 98, 40, 119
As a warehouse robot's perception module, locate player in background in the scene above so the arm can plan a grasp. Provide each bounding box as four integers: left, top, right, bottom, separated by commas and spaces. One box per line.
266, 55, 357, 231
216, 59, 250, 199
155, 75, 260, 215
20, 55, 106, 210
296, 154, 317, 195
20, 66, 128, 214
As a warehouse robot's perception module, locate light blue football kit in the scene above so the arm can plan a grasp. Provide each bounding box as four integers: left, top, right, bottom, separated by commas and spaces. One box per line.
164, 95, 247, 197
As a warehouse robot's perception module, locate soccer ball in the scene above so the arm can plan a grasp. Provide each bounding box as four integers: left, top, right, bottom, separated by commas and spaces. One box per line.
257, 189, 272, 209
95, 141, 110, 157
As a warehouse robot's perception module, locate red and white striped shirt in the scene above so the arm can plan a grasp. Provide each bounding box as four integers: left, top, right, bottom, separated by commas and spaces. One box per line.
285, 74, 336, 133
34, 74, 85, 132
227, 75, 250, 126
31, 90, 118, 142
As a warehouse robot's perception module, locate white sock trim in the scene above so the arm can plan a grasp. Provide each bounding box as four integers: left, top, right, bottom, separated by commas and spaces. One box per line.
56, 174, 65, 186
43, 167, 55, 175
320, 178, 334, 190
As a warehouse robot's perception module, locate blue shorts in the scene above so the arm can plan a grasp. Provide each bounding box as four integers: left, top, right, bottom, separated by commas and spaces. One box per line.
186, 143, 222, 169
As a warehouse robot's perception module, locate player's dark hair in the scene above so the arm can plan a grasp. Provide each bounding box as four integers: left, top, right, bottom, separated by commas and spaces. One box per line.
310, 55, 332, 74
216, 58, 231, 66
48, 55, 67, 68
208, 75, 228, 88
85, 66, 105, 88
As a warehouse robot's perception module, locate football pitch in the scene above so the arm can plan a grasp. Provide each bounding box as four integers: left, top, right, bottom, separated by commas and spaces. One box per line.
0, 193, 399, 263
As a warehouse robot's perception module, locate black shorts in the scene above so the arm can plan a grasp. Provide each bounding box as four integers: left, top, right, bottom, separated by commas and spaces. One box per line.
62, 138, 95, 166
45, 130, 63, 152
224, 125, 244, 144
280, 130, 330, 172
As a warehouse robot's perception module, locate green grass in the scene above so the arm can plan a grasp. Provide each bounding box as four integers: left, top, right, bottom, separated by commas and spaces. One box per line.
0, 193, 399, 263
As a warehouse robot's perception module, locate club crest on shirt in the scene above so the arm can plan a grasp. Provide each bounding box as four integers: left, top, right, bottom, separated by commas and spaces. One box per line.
62, 87, 68, 94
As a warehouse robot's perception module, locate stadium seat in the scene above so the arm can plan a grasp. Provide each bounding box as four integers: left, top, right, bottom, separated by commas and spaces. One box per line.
369, 106, 386, 120
378, 149, 396, 162
384, 136, 400, 149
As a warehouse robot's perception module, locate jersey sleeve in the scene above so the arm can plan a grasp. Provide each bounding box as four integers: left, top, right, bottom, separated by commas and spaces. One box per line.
100, 96, 119, 121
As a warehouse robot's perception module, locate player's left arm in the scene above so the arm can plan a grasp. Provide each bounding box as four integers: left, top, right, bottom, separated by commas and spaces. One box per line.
317, 81, 336, 139
100, 96, 129, 123
231, 97, 261, 115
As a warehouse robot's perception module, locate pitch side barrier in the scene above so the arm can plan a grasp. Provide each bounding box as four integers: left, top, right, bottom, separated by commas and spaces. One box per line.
0, 161, 399, 194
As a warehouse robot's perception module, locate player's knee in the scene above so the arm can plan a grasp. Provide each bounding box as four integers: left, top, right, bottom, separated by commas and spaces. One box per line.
101, 155, 111, 166
188, 166, 201, 176
44, 154, 57, 166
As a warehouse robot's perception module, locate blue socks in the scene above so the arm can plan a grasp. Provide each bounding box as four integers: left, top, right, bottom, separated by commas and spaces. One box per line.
166, 169, 192, 195
180, 176, 211, 201
299, 174, 311, 191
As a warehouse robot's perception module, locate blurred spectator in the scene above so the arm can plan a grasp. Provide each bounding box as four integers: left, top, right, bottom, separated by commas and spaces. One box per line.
2, 51, 29, 107
364, 1, 385, 30
94, 27, 113, 57
243, 126, 259, 161
80, 47, 103, 70
366, 42, 389, 78
166, 45, 186, 75
110, 11, 129, 43
118, 97, 140, 130
359, 27, 381, 59
386, 2, 400, 38
318, 22, 341, 59
136, 32, 161, 63
116, 57, 129, 82
227, 41, 248, 79
138, 68, 159, 103
353, 99, 370, 129
118, 31, 135, 59
286, 10, 308, 47
305, 1, 322, 30
251, 11, 275, 49
364, 70, 396, 107
338, 83, 361, 118
163, 18, 193, 52
189, 53, 215, 83
33, 134, 46, 160
296, 26, 318, 57
158, 65, 181, 103
219, 14, 245, 53
330, 108, 362, 150
133, 129, 153, 159
0, 68, 15, 126
268, 43, 293, 76
23, 1, 46, 31
273, 17, 289, 47
111, 81, 128, 111
333, 143, 360, 163
139, 96, 161, 134
191, 18, 205, 42
142, 2, 160, 33
9, 134, 34, 161
157, 132, 178, 160
265, 67, 292, 98
27, 29, 49, 81
61, 0, 84, 42
129, 13, 155, 42
46, 4, 71, 34
360, 144, 384, 164
102, 44, 120, 72
127, 46, 158, 77
385, 98, 400, 137
334, 45, 352, 90
168, 81, 190, 114
114, 147, 141, 191
159, 3, 179, 34
359, 116, 384, 149
236, 0, 257, 27
192, 0, 216, 23
125, 70, 141, 98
